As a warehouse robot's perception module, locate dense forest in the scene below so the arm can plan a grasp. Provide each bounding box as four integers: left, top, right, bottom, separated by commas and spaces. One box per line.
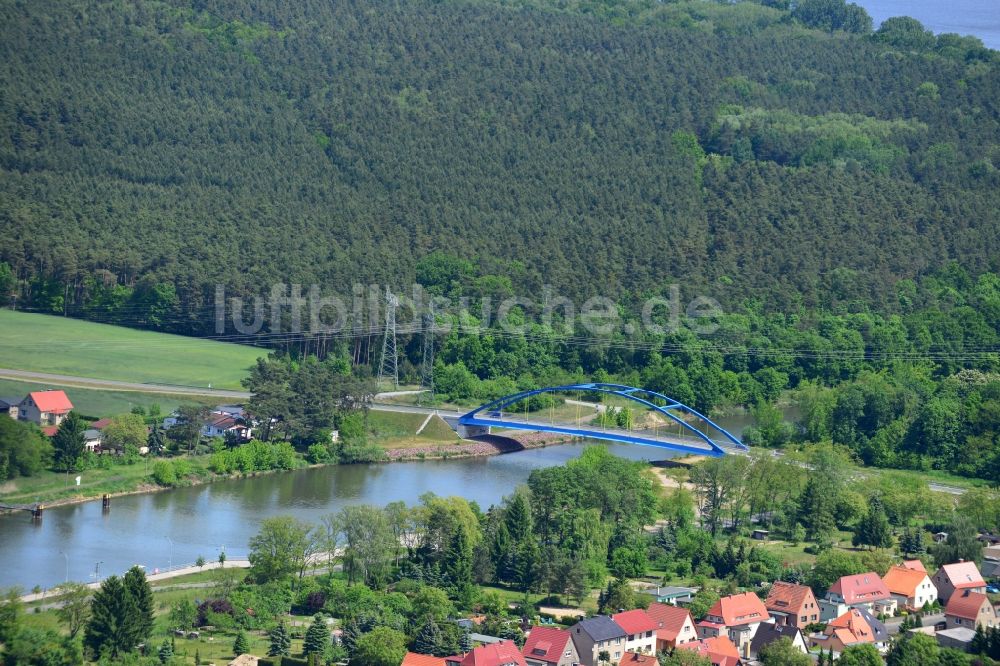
1, 0, 999, 479
0, 0, 997, 318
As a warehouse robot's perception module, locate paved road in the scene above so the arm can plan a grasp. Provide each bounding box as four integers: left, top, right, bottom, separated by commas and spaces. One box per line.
884, 612, 945, 635
0, 368, 252, 399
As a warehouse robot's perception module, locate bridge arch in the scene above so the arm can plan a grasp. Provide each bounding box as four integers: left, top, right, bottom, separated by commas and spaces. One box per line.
457, 383, 745, 456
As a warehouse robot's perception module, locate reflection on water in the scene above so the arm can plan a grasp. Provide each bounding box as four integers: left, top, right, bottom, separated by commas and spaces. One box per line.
0, 441, 674, 589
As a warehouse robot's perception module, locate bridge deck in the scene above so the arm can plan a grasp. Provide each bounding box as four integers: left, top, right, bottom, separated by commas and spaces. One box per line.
459, 414, 733, 456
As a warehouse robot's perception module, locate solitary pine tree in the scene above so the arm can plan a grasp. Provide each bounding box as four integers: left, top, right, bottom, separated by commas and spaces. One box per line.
233, 630, 250, 656
158, 639, 173, 664
460, 630, 472, 654
304, 615, 329, 657
444, 526, 473, 590
268, 621, 292, 657
84, 575, 138, 659
123, 566, 155, 646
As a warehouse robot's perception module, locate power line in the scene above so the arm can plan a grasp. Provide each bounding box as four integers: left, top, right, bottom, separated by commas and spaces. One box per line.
377, 288, 399, 390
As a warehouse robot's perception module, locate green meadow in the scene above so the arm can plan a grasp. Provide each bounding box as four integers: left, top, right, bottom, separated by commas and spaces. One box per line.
0, 310, 264, 389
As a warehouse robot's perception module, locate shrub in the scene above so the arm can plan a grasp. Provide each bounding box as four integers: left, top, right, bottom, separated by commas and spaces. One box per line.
152, 460, 176, 486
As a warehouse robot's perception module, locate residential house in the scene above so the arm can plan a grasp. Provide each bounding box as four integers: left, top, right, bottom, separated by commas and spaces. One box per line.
446, 641, 527, 666
618, 653, 656, 666
883, 564, 938, 611
764, 581, 819, 629
697, 591, 769, 658
611, 610, 657, 655
944, 590, 997, 630
902, 559, 927, 573
522, 627, 579, 666
570, 616, 627, 666
18, 390, 73, 426
644, 602, 697, 651
162, 407, 252, 442
820, 572, 895, 621
403, 654, 448, 666
0, 397, 19, 419
747, 623, 807, 661
638, 586, 695, 605
808, 608, 888, 654
933, 561, 987, 603
83, 429, 102, 453
676, 637, 741, 666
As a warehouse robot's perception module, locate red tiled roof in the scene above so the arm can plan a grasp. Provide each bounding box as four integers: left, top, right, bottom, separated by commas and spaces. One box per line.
41, 425, 59, 437
618, 652, 656, 666
90, 417, 113, 430
829, 572, 890, 605
522, 627, 572, 664
28, 390, 73, 413
938, 562, 986, 590
677, 637, 740, 666
704, 592, 769, 626
902, 560, 927, 572
945, 590, 991, 621
612, 609, 657, 635
765, 581, 815, 614
883, 565, 930, 598
403, 653, 448, 666
461, 640, 527, 666
645, 603, 693, 642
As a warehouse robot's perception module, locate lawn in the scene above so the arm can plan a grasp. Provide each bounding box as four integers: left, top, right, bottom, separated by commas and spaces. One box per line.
367, 411, 464, 448
0, 455, 211, 506
0, 310, 264, 389
0, 379, 217, 419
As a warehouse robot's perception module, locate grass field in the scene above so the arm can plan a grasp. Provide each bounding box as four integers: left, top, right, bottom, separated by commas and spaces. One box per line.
0, 454, 212, 505
0, 310, 264, 389
367, 411, 464, 448
0, 379, 217, 418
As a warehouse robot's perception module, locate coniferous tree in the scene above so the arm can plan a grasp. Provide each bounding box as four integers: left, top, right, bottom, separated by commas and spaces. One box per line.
268, 621, 292, 657
413, 618, 443, 656
53, 412, 86, 473
158, 639, 173, 664
304, 615, 329, 657
84, 575, 138, 659
341, 618, 362, 655
123, 566, 155, 646
233, 629, 250, 656
852, 494, 893, 549
460, 629, 473, 654
444, 526, 473, 592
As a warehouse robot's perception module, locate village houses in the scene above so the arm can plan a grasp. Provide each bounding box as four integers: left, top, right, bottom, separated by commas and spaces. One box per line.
882, 561, 938, 610
764, 581, 819, 629
933, 561, 987, 603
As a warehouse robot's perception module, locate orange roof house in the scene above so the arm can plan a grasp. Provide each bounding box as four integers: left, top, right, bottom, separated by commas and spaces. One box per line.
618, 653, 656, 666
645, 602, 697, 650
698, 592, 769, 634
403, 653, 448, 666
883, 564, 937, 610
944, 590, 998, 630
902, 560, 927, 572
764, 581, 819, 629
611, 610, 658, 637
677, 636, 740, 666
809, 608, 888, 654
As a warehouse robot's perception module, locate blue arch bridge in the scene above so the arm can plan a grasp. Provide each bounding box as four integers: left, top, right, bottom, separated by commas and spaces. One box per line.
448, 383, 746, 457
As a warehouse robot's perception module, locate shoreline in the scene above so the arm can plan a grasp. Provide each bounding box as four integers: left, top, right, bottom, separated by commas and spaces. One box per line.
0, 431, 578, 515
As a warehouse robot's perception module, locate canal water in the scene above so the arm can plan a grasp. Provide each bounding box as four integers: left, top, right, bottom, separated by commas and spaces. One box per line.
0, 410, 766, 590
